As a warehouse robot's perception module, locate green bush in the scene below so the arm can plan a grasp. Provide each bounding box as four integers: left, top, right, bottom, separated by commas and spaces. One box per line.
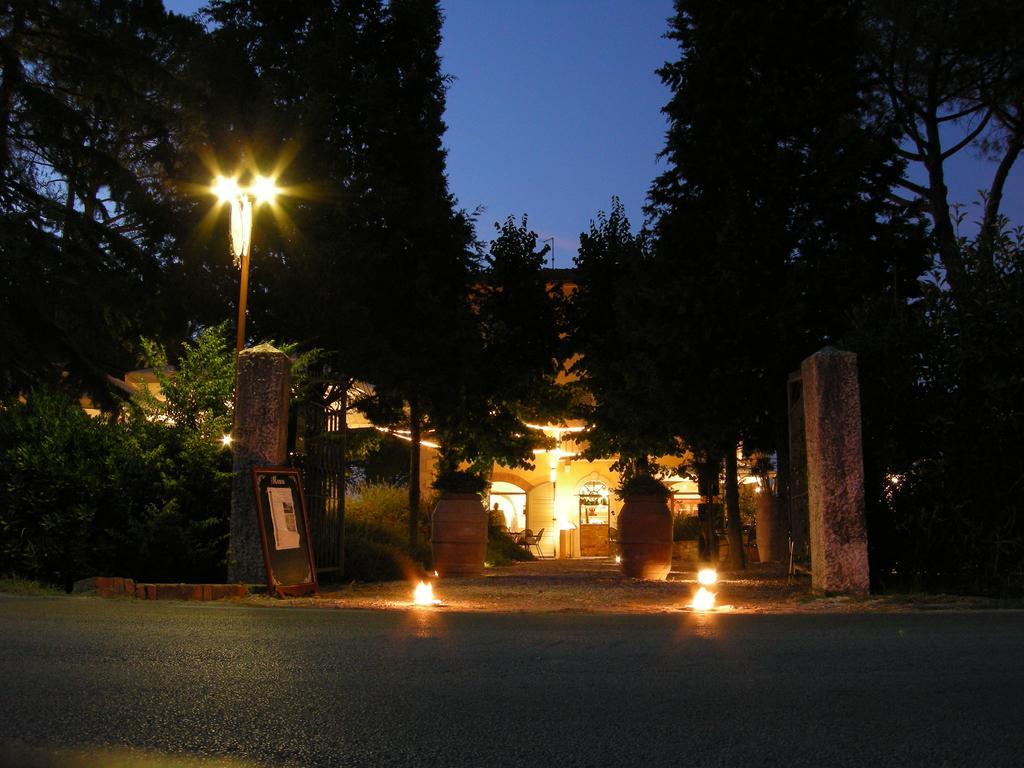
432, 469, 488, 494
346, 481, 409, 534
485, 511, 534, 565
343, 519, 420, 582
618, 473, 671, 499
343, 481, 431, 581
0, 389, 231, 588
673, 513, 702, 541
486, 530, 534, 566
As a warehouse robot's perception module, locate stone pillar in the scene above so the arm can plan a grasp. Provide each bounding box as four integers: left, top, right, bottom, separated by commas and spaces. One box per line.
229, 344, 291, 584
800, 348, 870, 594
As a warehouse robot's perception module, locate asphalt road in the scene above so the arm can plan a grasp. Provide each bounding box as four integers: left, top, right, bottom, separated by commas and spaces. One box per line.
1, 596, 1023, 768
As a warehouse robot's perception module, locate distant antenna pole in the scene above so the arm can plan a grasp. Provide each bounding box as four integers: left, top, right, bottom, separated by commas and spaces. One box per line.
543, 237, 555, 269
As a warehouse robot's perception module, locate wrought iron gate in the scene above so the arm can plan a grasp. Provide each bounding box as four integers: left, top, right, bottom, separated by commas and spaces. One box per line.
291, 373, 347, 576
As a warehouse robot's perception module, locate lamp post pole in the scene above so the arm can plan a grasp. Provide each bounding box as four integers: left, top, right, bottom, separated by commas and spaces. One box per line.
231, 192, 254, 366
212, 174, 278, 434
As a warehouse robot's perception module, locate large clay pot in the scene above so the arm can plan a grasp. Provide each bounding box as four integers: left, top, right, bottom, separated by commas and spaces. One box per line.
755, 494, 778, 563
431, 493, 488, 577
617, 494, 673, 580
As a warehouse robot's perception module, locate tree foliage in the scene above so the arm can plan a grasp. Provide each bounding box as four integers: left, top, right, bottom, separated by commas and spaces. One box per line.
848, 221, 1024, 592
432, 215, 565, 473
647, 0, 930, 567
865, 0, 1024, 288
0, 1, 211, 398
568, 198, 675, 484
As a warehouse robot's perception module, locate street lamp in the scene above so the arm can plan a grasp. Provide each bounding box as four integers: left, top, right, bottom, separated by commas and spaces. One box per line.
212, 174, 280, 363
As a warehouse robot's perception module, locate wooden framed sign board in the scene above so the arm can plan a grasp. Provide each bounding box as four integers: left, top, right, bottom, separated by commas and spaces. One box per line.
252, 467, 319, 597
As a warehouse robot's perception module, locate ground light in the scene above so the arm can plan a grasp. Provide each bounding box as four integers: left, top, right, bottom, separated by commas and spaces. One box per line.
697, 568, 718, 586
691, 568, 718, 611
691, 587, 716, 611
413, 581, 441, 606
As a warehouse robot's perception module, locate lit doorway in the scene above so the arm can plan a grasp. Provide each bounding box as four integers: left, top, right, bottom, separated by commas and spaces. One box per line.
488, 481, 527, 532
577, 479, 611, 557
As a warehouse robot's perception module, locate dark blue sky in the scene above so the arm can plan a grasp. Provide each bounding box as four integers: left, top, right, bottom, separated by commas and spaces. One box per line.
168, 0, 1020, 267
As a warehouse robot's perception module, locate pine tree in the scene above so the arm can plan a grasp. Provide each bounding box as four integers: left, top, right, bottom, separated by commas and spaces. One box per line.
647, 0, 928, 568
0, 0, 206, 398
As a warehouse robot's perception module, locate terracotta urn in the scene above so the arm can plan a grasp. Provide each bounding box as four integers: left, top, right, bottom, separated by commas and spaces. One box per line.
431, 493, 488, 577
617, 494, 673, 580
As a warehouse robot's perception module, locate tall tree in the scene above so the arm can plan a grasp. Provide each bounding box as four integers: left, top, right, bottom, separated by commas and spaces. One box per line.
568, 199, 676, 484
866, 0, 1023, 288
203, 0, 476, 548
648, 0, 928, 568
429, 215, 564, 479
347, 0, 477, 548
0, 0, 206, 398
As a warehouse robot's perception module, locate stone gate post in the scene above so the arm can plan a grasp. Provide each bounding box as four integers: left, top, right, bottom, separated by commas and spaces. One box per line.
229, 344, 291, 584
800, 347, 870, 594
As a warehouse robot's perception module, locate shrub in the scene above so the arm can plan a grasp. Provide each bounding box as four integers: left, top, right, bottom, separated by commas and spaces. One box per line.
431, 469, 488, 494
0, 389, 231, 588
486, 513, 534, 565
343, 481, 431, 581
673, 513, 702, 541
618, 473, 671, 499
346, 481, 409, 534
343, 519, 420, 582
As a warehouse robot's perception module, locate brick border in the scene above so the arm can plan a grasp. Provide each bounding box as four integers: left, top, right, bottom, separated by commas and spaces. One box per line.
73, 577, 247, 601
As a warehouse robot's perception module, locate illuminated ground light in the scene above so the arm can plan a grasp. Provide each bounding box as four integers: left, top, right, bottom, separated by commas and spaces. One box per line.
697, 568, 718, 586
691, 586, 716, 611
413, 581, 441, 606
220, 434, 233, 448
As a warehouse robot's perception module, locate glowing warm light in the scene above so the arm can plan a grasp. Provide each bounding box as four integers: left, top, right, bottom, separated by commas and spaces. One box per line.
523, 423, 586, 433
251, 174, 280, 205
212, 175, 241, 203
373, 426, 441, 449
220, 434, 233, 448
691, 586, 716, 611
615, 555, 622, 564
697, 568, 718, 586
413, 581, 439, 606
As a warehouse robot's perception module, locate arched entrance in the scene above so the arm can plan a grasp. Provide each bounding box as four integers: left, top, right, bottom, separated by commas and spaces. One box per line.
576, 476, 612, 557
488, 480, 528, 532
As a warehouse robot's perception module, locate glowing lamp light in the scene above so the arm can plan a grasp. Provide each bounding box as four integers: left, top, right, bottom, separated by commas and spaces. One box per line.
220, 434, 233, 448
251, 174, 280, 206
212, 175, 241, 204
614, 555, 622, 564
413, 581, 440, 606
697, 568, 718, 586
691, 586, 716, 611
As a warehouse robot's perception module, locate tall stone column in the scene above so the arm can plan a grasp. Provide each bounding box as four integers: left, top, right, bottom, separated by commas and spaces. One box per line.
800, 347, 870, 594
229, 344, 291, 584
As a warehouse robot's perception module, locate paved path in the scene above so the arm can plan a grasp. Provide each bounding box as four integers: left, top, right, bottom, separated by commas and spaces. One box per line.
2, 596, 1023, 767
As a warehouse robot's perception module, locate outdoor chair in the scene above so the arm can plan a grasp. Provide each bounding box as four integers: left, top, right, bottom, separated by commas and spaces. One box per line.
522, 527, 546, 559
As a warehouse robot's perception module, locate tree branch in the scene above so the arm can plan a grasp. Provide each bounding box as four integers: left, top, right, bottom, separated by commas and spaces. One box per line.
895, 177, 930, 197
982, 129, 1023, 234
940, 110, 993, 160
